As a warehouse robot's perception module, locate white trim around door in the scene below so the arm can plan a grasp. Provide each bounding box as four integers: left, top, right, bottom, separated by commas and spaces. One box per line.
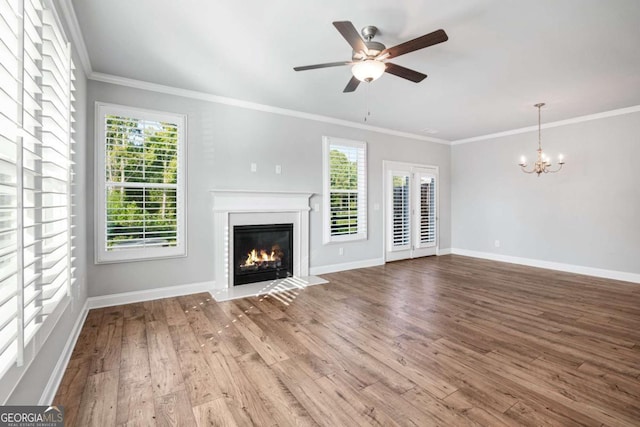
383, 161, 440, 263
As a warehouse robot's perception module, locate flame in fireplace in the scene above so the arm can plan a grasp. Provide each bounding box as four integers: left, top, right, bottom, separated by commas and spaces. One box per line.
243, 245, 283, 267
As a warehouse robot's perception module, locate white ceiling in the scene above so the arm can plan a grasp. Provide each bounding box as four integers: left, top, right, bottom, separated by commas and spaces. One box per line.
71, 0, 640, 141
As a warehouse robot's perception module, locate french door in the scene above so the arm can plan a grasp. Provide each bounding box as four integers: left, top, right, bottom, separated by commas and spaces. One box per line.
384, 162, 438, 262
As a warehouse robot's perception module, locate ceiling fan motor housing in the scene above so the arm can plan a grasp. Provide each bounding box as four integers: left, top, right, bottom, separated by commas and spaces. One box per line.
353, 25, 386, 59
352, 43, 385, 59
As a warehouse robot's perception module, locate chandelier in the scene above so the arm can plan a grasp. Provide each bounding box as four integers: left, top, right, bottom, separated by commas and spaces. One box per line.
519, 103, 565, 176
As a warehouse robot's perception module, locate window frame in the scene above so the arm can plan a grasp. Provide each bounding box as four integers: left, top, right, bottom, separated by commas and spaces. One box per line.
322, 136, 367, 244
94, 102, 187, 263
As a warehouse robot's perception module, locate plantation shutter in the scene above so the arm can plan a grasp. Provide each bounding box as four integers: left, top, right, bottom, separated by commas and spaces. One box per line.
39, 4, 74, 320
0, 0, 22, 377
0, 0, 75, 379
21, 0, 44, 351
417, 174, 436, 247
96, 104, 185, 263
323, 137, 367, 243
391, 172, 410, 249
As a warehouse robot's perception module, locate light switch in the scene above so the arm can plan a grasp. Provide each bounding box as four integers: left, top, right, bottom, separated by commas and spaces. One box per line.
275, 165, 281, 174
251, 163, 257, 172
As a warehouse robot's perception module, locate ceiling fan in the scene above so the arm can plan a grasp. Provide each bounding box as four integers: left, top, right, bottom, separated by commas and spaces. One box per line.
294, 21, 448, 93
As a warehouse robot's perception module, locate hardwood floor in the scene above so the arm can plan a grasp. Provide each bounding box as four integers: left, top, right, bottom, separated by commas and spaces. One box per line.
54, 255, 640, 426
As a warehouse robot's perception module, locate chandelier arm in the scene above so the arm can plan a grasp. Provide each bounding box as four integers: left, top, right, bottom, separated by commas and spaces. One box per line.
546, 163, 564, 173
519, 165, 536, 174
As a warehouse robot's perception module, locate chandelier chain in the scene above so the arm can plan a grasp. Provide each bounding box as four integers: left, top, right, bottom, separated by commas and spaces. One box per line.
534, 102, 545, 152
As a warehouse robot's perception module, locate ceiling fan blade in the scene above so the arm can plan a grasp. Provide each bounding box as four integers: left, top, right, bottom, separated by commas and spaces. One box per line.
293, 61, 351, 71
384, 62, 427, 82
343, 76, 361, 93
378, 29, 448, 59
333, 21, 368, 55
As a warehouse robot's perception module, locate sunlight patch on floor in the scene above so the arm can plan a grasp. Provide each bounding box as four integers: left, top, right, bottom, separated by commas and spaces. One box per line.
211, 275, 328, 302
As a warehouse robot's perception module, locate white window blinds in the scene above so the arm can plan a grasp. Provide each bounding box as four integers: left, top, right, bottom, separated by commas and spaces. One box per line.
322, 137, 367, 243
95, 104, 186, 263
391, 173, 410, 248
419, 175, 436, 245
0, 0, 75, 379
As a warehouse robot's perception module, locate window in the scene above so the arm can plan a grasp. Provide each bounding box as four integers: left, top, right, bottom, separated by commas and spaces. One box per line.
392, 173, 410, 249
419, 174, 436, 245
95, 103, 186, 263
322, 136, 367, 243
1, 0, 76, 378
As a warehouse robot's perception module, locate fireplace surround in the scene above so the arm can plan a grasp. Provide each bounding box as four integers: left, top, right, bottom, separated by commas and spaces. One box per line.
210, 190, 313, 290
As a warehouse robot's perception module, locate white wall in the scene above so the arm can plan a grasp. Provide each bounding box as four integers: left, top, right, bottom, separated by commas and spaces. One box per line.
3, 41, 89, 404
85, 81, 452, 297
452, 111, 640, 276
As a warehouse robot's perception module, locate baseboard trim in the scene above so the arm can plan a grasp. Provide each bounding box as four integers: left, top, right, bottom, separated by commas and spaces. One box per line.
86, 281, 216, 309
437, 248, 452, 255
450, 248, 640, 284
39, 299, 89, 405
310, 258, 384, 276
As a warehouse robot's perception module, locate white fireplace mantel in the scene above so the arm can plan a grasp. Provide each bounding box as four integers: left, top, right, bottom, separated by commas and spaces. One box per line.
210, 190, 314, 290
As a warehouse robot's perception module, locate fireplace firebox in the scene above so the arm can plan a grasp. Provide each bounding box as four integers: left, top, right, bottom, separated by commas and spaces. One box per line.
233, 223, 293, 286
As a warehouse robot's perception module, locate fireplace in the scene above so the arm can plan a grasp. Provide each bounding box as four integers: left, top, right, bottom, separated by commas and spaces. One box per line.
233, 223, 293, 286
211, 190, 312, 290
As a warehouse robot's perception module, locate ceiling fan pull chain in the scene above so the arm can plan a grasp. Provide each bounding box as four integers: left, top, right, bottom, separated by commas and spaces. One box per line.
364, 82, 371, 122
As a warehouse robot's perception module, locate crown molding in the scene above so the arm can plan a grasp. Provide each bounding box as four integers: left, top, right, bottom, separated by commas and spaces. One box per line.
57, 0, 92, 76
87, 70, 640, 147
88, 71, 450, 145
451, 105, 640, 145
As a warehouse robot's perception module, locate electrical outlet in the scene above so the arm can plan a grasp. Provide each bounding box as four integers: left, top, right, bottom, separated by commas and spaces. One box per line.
494, 240, 501, 248
275, 165, 281, 174
250, 163, 257, 172
338, 247, 344, 256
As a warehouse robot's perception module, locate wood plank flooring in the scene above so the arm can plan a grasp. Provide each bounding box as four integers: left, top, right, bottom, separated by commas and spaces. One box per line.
54, 255, 640, 426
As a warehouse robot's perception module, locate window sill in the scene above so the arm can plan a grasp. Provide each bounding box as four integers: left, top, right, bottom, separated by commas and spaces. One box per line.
323, 233, 367, 245
95, 248, 187, 264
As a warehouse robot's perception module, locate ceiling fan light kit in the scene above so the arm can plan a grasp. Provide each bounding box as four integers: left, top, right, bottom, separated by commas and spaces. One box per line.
519, 103, 566, 176
293, 21, 448, 92
352, 59, 386, 82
